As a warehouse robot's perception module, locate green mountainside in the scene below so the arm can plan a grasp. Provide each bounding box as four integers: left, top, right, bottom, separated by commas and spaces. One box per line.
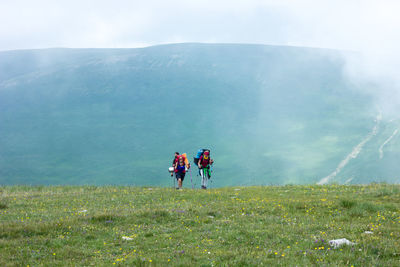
0, 43, 399, 185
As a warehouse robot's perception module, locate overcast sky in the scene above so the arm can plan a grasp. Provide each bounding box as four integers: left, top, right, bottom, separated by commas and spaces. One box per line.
0, 0, 399, 53
1, 0, 400, 109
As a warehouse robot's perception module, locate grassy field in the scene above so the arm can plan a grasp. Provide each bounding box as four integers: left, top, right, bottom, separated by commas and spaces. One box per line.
0, 184, 399, 266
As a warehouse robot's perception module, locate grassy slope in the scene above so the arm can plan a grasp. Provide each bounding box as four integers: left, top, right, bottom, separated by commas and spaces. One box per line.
0, 184, 399, 266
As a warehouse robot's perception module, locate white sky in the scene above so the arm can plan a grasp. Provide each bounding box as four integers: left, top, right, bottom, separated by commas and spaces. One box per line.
0, 0, 399, 52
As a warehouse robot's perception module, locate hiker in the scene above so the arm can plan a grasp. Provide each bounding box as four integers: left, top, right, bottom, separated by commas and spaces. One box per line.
198, 150, 213, 189
175, 155, 187, 189
171, 152, 179, 176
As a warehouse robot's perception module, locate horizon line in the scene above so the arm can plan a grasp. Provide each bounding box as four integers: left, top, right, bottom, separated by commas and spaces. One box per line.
0, 42, 352, 53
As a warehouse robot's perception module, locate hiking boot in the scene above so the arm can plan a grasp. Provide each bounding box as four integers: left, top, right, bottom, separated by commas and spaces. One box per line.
201, 186, 207, 189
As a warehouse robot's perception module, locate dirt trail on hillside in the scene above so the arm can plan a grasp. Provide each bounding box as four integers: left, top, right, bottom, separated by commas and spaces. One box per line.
379, 129, 398, 159
317, 113, 381, 185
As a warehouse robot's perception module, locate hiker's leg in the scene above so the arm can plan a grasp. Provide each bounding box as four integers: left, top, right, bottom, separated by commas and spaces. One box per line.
175, 174, 179, 189
178, 178, 182, 188
200, 169, 207, 188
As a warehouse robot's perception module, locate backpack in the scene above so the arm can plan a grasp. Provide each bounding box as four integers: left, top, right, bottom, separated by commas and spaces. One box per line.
176, 155, 186, 164
194, 149, 210, 165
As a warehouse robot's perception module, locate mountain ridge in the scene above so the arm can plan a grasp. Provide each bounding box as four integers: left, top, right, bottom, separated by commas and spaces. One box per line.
0, 43, 398, 185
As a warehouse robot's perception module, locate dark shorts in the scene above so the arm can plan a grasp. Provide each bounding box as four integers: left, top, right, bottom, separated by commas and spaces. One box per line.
175, 172, 185, 181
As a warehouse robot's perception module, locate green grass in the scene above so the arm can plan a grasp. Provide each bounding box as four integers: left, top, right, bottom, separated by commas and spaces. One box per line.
0, 184, 399, 266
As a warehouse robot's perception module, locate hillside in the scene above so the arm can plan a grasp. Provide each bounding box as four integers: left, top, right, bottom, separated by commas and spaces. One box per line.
0, 185, 399, 266
0, 43, 399, 185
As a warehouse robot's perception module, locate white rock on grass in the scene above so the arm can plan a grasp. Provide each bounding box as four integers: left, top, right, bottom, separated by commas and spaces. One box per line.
329, 238, 356, 248
364, 231, 373, 234
122, 236, 134, 241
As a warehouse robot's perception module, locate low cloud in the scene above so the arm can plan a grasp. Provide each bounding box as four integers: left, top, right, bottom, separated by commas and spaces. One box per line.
1, 0, 399, 114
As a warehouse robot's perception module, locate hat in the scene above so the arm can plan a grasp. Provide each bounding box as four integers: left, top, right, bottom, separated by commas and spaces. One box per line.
204, 151, 210, 155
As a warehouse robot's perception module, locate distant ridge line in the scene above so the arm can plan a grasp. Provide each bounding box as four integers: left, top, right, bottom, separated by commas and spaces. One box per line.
0, 42, 346, 54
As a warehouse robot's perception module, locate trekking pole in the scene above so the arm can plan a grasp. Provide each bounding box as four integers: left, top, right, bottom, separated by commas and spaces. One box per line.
169, 166, 176, 190
209, 165, 213, 189
190, 168, 194, 189
208, 168, 211, 189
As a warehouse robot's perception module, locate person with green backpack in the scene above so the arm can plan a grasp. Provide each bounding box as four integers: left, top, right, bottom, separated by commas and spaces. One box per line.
197, 150, 213, 189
